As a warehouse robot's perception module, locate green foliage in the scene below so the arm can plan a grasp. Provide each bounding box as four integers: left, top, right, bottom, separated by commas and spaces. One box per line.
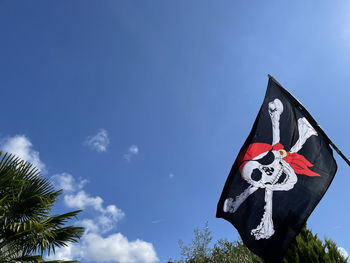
283, 226, 348, 263
174, 222, 262, 263
0, 153, 84, 263
211, 239, 263, 263
171, 223, 348, 263
178, 222, 213, 262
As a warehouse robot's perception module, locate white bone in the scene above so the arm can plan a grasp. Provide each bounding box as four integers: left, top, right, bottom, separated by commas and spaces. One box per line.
251, 161, 298, 240
290, 117, 317, 153
251, 188, 274, 240
223, 185, 259, 213
268, 99, 284, 145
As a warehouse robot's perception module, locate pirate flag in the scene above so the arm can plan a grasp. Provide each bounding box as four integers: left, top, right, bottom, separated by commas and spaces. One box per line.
216, 76, 338, 262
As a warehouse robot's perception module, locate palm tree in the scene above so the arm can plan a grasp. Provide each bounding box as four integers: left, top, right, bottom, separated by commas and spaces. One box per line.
0, 153, 84, 262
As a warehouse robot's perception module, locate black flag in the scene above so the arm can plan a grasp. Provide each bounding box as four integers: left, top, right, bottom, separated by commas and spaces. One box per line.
216, 76, 337, 262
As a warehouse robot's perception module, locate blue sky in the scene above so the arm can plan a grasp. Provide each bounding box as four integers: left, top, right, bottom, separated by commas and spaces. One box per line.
0, 0, 349, 262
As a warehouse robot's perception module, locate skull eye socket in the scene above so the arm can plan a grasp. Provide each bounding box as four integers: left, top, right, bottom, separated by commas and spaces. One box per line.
256, 151, 275, 165
251, 169, 262, 182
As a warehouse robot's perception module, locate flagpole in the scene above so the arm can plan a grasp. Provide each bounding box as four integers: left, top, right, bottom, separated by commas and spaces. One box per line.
329, 142, 350, 166
267, 74, 350, 166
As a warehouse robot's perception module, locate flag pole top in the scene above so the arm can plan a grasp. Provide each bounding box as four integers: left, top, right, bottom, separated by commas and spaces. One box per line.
267, 74, 350, 167
267, 74, 284, 88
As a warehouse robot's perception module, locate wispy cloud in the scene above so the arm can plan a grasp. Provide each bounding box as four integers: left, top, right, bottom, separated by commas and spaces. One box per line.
123, 145, 139, 162
0, 135, 46, 172
49, 173, 158, 263
151, 219, 162, 224
84, 129, 110, 152
168, 173, 174, 179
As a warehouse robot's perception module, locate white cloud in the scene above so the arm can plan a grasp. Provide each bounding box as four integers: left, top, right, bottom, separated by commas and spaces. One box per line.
51, 173, 88, 193
48, 178, 158, 262
47, 244, 75, 261
65, 190, 103, 211
49, 177, 159, 263
52, 173, 124, 234
123, 145, 139, 161
0, 135, 157, 263
0, 135, 45, 172
83, 233, 158, 263
47, 233, 159, 263
48, 164, 157, 262
64, 190, 124, 218
80, 219, 99, 234
85, 129, 110, 152
64, 190, 124, 233
338, 247, 349, 259
97, 215, 114, 232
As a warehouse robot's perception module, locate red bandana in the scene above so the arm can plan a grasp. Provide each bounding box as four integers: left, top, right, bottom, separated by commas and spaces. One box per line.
238, 142, 320, 177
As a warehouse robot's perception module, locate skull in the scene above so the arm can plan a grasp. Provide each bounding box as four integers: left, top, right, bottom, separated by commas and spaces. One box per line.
241, 150, 297, 191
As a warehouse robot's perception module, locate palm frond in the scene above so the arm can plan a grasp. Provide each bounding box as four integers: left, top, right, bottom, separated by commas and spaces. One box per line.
0, 152, 85, 261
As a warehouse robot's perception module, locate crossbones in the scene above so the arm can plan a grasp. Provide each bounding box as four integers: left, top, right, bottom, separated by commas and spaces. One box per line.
223, 98, 319, 240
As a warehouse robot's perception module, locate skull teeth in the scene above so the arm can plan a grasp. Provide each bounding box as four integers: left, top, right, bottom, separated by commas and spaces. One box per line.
271, 166, 289, 185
